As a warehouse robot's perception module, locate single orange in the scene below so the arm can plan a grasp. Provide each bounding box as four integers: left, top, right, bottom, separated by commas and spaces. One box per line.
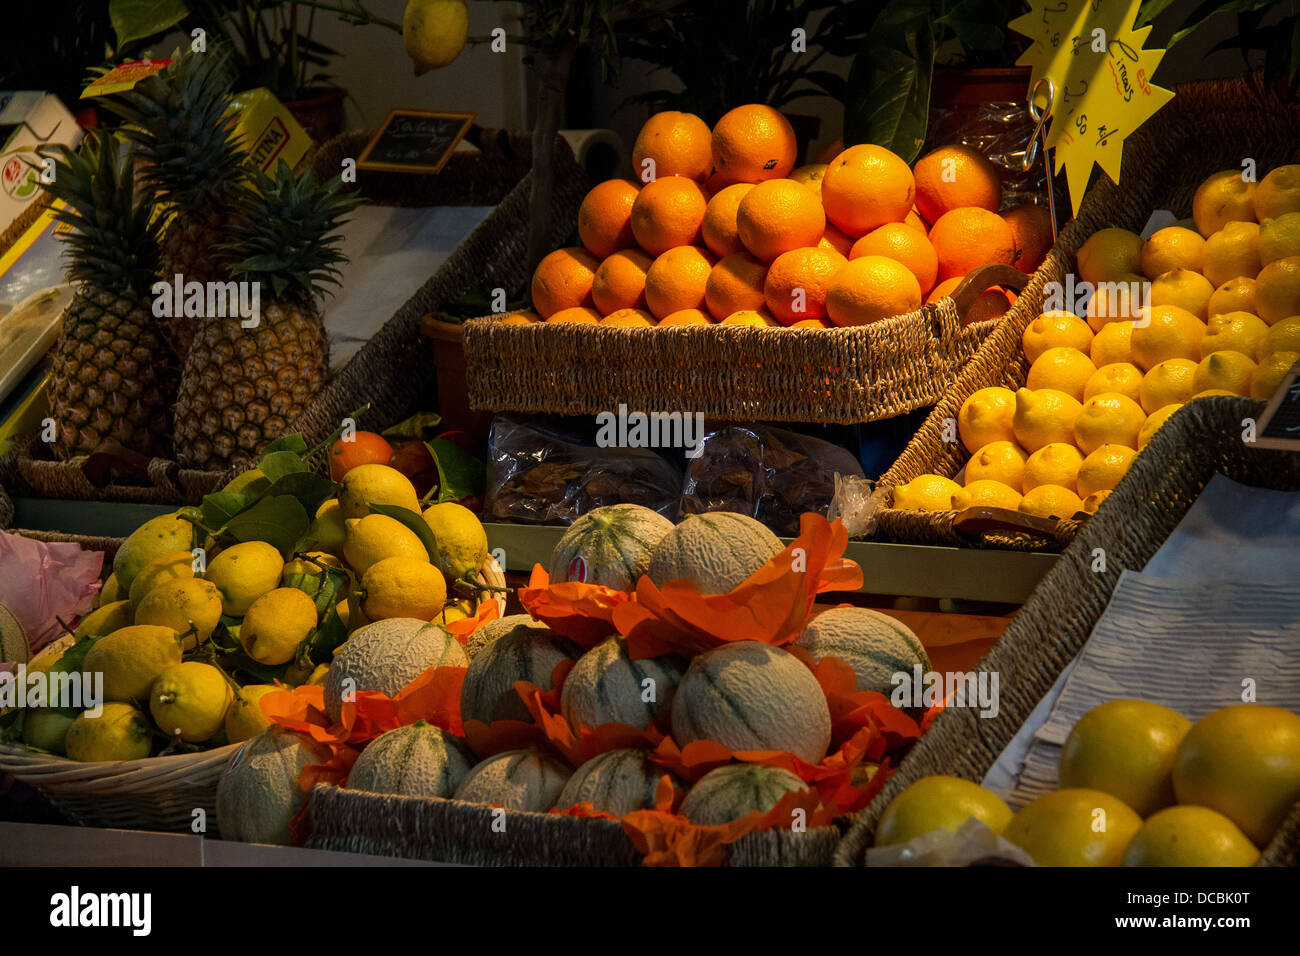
905, 207, 929, 234
498, 310, 540, 325
928, 207, 1017, 281
710, 104, 798, 185
658, 308, 712, 326
546, 306, 600, 324
735, 178, 826, 262
592, 248, 653, 315
764, 246, 846, 325
819, 222, 855, 256
926, 275, 963, 304
631, 111, 712, 183
850, 223, 939, 296
577, 179, 639, 259
789, 163, 828, 197
821, 143, 916, 237
815, 138, 844, 165
826, 255, 922, 327
600, 308, 655, 327
721, 309, 779, 326
705, 252, 769, 320
644, 245, 716, 319
531, 247, 600, 318
1004, 203, 1053, 274
913, 144, 1002, 223
701, 183, 754, 258
629, 176, 707, 256
966, 287, 1016, 325
790, 318, 832, 329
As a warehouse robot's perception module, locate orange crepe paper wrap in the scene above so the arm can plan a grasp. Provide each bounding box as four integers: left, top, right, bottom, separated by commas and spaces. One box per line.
460, 659, 575, 760
444, 600, 501, 645
613, 513, 863, 659
517, 565, 631, 647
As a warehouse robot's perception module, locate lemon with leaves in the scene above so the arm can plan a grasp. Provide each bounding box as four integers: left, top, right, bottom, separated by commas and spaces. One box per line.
403, 0, 469, 75
65, 703, 152, 762
206, 541, 285, 616
421, 501, 488, 585
344, 513, 429, 576
83, 625, 183, 702
282, 551, 349, 601
338, 463, 420, 519
240, 588, 319, 666
113, 512, 195, 591
134, 577, 223, 650
150, 662, 233, 743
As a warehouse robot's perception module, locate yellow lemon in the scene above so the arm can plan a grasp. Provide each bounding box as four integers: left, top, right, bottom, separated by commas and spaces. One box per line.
1085, 274, 1147, 331
1137, 403, 1184, 449
307, 663, 330, 686
149, 661, 233, 743
64, 703, 152, 762
338, 463, 421, 520
1003, 788, 1142, 867
224, 684, 281, 744
127, 550, 194, 609
134, 577, 223, 650
1077, 227, 1144, 285
222, 467, 270, 497
1259, 211, 1300, 266
1123, 806, 1260, 867
1202, 221, 1261, 287
1083, 362, 1143, 403
360, 556, 448, 620
1255, 164, 1300, 220
1192, 169, 1258, 236
1012, 388, 1082, 452
1255, 256, 1300, 324
206, 541, 285, 617
957, 386, 1018, 454
892, 475, 961, 512
1193, 350, 1256, 395
73, 600, 133, 640
1081, 489, 1112, 513
112, 512, 195, 591
1059, 699, 1191, 817
307, 498, 348, 556
1139, 359, 1198, 414
1022, 311, 1094, 364
81, 625, 183, 703
421, 501, 489, 583
1250, 351, 1300, 400
1076, 444, 1137, 497
1173, 705, 1300, 847
1259, 315, 1300, 360
97, 573, 123, 608
1193, 389, 1237, 399
1019, 484, 1083, 519
240, 588, 319, 666
874, 775, 1013, 846
1202, 310, 1268, 360
1022, 442, 1084, 494
22, 708, 76, 755
1207, 276, 1257, 317
964, 441, 1029, 489
1090, 320, 1134, 367
1140, 225, 1205, 278
1149, 267, 1215, 320
950, 479, 1022, 511
1073, 392, 1147, 454
1027, 346, 1097, 402
436, 600, 474, 626
282, 551, 349, 603
402, 0, 469, 75
343, 513, 429, 576
1131, 305, 1206, 371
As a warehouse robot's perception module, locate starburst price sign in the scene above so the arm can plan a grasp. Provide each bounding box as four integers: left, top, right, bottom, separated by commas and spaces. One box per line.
1010, 0, 1175, 214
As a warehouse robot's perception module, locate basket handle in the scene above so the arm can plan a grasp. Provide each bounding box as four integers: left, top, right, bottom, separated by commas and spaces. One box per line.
950, 264, 1032, 323
952, 505, 1079, 548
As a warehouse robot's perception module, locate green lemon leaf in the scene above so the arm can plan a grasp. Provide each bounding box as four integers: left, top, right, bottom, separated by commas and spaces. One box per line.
202, 489, 251, 530
304, 607, 348, 665
380, 411, 443, 442
225, 495, 310, 558
109, 0, 189, 52
259, 433, 310, 457
264, 470, 337, 518
425, 438, 485, 504
367, 502, 440, 564
259, 450, 310, 483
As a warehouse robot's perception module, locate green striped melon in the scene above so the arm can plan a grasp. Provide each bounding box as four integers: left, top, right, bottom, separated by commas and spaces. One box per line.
324, 618, 467, 722
346, 720, 473, 797
679, 763, 808, 826
453, 749, 572, 812
795, 607, 930, 695
460, 625, 581, 726
548, 504, 675, 591
647, 512, 783, 594
464, 613, 550, 662
560, 637, 685, 730
556, 748, 679, 816
671, 641, 831, 763
216, 727, 332, 845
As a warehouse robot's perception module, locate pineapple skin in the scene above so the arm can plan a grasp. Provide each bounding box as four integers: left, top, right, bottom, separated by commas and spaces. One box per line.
47, 288, 177, 460
159, 196, 240, 357
172, 300, 327, 468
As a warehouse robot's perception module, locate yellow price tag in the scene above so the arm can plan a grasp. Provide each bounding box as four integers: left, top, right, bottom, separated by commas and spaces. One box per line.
1010, 0, 1175, 214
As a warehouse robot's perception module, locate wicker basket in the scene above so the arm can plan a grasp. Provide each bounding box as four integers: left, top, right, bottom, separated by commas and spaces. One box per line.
835, 396, 1300, 867
869, 74, 1300, 551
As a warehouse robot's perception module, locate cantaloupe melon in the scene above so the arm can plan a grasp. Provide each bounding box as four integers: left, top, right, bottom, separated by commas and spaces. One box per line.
324, 618, 467, 722
671, 641, 831, 763
646, 512, 783, 594
555, 748, 678, 816
453, 749, 572, 812
679, 763, 808, 826
795, 607, 930, 695
464, 613, 550, 662
460, 626, 580, 726
560, 637, 684, 730
216, 727, 331, 845
548, 504, 675, 591
346, 720, 473, 797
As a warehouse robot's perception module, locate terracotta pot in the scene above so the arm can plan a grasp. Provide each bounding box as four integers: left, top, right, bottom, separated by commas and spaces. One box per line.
285, 86, 347, 142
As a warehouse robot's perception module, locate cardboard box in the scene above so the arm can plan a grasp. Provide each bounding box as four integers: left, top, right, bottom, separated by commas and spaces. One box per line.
0, 92, 82, 235
226, 88, 313, 173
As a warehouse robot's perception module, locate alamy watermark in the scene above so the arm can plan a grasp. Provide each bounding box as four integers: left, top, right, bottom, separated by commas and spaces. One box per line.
0, 666, 102, 716
595, 404, 706, 458
152, 274, 260, 328
1042, 274, 1151, 328
891, 666, 1000, 718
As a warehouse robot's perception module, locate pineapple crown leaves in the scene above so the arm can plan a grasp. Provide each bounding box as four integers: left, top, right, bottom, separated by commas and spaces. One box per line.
45, 130, 163, 298
221, 159, 360, 308
98, 47, 249, 206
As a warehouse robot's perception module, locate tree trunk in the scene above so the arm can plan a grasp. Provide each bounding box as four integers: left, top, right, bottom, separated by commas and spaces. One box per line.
527, 40, 579, 271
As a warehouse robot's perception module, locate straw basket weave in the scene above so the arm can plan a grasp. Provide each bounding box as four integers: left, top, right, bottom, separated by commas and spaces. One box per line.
835, 397, 1300, 867
869, 74, 1300, 551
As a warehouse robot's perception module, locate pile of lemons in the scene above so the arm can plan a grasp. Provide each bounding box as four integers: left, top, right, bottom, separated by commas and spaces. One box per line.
893, 163, 1300, 519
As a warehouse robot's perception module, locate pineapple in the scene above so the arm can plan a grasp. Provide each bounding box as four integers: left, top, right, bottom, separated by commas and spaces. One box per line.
98, 49, 248, 355
45, 132, 177, 460
172, 160, 358, 469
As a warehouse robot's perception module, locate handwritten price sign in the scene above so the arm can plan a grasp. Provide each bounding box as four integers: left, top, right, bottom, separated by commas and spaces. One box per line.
1010, 0, 1174, 214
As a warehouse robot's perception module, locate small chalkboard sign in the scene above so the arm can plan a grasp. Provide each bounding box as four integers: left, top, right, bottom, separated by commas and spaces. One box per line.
356, 109, 476, 174
1254, 357, 1300, 451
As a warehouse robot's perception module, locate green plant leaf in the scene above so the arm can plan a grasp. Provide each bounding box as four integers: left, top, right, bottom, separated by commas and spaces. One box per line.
936, 1, 1003, 52
844, 9, 934, 163
1168, 0, 1278, 46
1135, 0, 1184, 27
426, 438, 486, 504
264, 471, 337, 519
110, 0, 191, 52
260, 434, 309, 457
259, 450, 309, 483
225, 495, 310, 558
0, 708, 24, 744
304, 607, 348, 666
202, 489, 250, 531
49, 634, 103, 676
367, 502, 440, 564
381, 411, 443, 442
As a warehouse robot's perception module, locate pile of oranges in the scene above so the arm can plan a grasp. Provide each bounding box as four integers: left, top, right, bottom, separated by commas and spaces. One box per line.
513, 104, 1051, 329
893, 162, 1300, 521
